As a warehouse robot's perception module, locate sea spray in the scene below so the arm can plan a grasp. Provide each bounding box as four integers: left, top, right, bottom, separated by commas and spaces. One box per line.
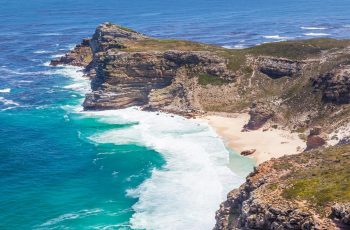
50, 63, 243, 229
54, 63, 246, 229
83, 108, 245, 229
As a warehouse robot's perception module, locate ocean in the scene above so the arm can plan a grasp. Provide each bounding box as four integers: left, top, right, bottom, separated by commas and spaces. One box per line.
1, 0, 350, 229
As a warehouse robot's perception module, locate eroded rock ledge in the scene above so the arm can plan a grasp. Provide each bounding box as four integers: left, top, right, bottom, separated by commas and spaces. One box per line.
51, 22, 350, 130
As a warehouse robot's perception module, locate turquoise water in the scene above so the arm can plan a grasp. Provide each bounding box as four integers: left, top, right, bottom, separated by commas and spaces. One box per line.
0, 65, 252, 229
1, 0, 350, 229
0, 69, 165, 229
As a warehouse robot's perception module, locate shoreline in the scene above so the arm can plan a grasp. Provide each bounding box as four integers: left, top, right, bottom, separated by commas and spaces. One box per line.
196, 113, 306, 165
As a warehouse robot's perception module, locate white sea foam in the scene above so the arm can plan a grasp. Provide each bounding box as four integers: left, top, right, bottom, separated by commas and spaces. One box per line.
83, 108, 245, 230
42, 61, 51, 67
66, 44, 76, 50
0, 88, 11, 93
39, 32, 62, 36
301, 26, 327, 30
46, 65, 90, 94
223, 44, 246, 49
304, 32, 330, 36
33, 50, 50, 54
55, 65, 247, 229
51, 54, 64, 59
39, 208, 103, 227
233, 44, 246, 49
0, 67, 51, 76
0, 97, 19, 106
263, 35, 291, 40
0, 67, 31, 76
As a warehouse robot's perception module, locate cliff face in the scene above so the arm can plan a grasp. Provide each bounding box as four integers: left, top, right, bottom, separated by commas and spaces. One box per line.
83, 50, 234, 113
214, 144, 350, 230
51, 23, 350, 229
312, 65, 350, 104
52, 22, 350, 134
53, 23, 236, 114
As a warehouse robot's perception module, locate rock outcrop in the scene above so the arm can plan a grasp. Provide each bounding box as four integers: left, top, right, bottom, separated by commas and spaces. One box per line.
215, 144, 350, 230
331, 203, 350, 225
244, 102, 275, 130
51, 23, 350, 127
51, 38, 93, 67
83, 50, 234, 113
312, 65, 350, 104
306, 135, 326, 151
240, 149, 256, 156
52, 23, 236, 115
257, 57, 304, 79
214, 161, 318, 230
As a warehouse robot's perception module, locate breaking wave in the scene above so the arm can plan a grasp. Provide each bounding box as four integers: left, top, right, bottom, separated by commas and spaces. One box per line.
0, 88, 11, 93
83, 108, 244, 229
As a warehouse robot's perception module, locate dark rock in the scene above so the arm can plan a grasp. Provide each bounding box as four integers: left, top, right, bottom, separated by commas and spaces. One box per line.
213, 158, 323, 230
305, 135, 326, 151
309, 126, 322, 136
90, 22, 147, 53
82, 50, 233, 113
241, 149, 256, 156
257, 57, 304, 78
50, 38, 93, 67
311, 65, 350, 104
244, 102, 275, 130
331, 203, 350, 225
338, 136, 350, 146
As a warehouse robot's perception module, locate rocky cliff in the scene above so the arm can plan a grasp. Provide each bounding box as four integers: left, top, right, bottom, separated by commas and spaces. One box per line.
52, 23, 350, 132
52, 23, 350, 229
214, 144, 350, 230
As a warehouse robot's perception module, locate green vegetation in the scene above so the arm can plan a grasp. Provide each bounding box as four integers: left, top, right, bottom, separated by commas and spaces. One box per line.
293, 127, 307, 133
105, 23, 138, 33
123, 38, 219, 52
122, 37, 350, 74
116, 25, 137, 33
246, 38, 350, 60
197, 73, 230, 85
282, 145, 350, 209
273, 161, 293, 171
267, 183, 279, 191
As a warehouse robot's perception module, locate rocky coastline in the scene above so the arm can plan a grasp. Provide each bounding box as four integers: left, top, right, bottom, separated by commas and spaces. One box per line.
52, 22, 350, 229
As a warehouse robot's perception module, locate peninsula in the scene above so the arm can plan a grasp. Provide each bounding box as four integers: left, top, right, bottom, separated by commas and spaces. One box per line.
52, 23, 350, 229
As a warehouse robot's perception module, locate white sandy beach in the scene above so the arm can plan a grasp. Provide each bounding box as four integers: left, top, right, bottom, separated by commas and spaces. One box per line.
198, 113, 306, 165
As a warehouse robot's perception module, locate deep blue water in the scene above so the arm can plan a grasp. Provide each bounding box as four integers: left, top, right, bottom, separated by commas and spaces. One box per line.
1, 0, 350, 229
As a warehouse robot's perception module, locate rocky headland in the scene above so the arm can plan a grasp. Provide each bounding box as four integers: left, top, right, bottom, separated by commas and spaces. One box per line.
52, 22, 350, 229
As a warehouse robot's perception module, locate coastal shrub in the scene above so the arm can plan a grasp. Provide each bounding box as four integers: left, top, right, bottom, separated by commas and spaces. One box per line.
197, 73, 230, 85
116, 25, 137, 33
282, 145, 350, 210
246, 38, 350, 60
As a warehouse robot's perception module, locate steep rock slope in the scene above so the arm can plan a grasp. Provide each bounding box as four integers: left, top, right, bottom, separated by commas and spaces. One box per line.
214, 144, 350, 230
52, 22, 350, 134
